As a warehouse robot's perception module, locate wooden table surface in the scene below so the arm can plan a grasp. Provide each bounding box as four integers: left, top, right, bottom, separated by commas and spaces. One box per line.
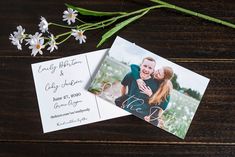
1, 0, 235, 156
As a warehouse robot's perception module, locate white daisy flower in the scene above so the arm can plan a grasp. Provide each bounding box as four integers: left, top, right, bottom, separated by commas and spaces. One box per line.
47, 34, 58, 52
26, 32, 44, 56
9, 25, 26, 50
38, 16, 49, 33
71, 29, 86, 44
29, 38, 45, 56
63, 8, 77, 25
25, 32, 43, 45
9, 34, 22, 50
13, 25, 26, 43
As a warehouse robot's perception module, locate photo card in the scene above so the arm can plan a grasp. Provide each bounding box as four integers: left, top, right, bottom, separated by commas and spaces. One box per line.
88, 37, 210, 139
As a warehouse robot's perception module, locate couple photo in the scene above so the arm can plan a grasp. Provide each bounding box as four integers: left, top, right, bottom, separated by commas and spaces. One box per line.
88, 37, 210, 139
115, 57, 174, 128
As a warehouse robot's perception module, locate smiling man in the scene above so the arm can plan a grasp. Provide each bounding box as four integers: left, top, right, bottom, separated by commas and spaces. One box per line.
117, 57, 159, 117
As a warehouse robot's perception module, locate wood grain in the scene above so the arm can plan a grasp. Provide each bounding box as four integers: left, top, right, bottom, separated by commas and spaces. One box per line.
1, 0, 235, 156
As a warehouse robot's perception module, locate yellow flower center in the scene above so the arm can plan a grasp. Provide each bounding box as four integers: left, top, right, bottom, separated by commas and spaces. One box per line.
77, 32, 83, 37
36, 44, 41, 49
69, 13, 74, 18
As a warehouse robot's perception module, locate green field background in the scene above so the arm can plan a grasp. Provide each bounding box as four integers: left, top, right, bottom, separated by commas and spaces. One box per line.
89, 56, 200, 139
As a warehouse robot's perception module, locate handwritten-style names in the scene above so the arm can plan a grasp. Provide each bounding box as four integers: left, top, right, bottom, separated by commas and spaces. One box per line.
38, 59, 82, 74
31, 49, 130, 133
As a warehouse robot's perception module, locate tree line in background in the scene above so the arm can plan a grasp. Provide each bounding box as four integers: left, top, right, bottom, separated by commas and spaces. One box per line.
171, 74, 202, 101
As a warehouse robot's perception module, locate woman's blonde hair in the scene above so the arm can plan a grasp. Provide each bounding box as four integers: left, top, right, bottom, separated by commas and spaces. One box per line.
149, 66, 174, 105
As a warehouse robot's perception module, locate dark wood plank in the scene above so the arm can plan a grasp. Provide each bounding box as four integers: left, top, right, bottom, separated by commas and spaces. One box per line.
0, 142, 234, 157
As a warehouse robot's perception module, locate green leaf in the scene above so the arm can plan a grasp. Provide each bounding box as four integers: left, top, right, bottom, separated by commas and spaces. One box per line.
65, 3, 127, 16
97, 10, 149, 47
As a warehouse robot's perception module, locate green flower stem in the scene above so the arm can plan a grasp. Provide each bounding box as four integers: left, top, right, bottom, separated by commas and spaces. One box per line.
96, 9, 150, 47
55, 31, 71, 39
150, 0, 235, 29
76, 17, 86, 24
76, 23, 92, 29
85, 18, 118, 31
80, 5, 165, 31
57, 34, 72, 45
49, 23, 76, 29
43, 42, 49, 47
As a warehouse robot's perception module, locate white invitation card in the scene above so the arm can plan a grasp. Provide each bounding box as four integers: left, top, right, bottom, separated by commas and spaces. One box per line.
32, 49, 130, 133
